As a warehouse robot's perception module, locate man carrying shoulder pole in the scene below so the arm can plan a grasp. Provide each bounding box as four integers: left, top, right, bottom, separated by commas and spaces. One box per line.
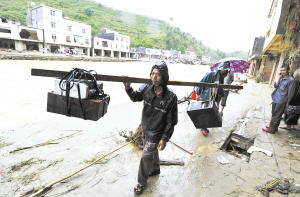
123, 61, 178, 195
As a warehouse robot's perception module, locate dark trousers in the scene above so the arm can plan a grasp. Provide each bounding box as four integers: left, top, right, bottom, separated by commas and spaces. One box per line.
138, 141, 160, 186
271, 102, 286, 122
221, 91, 230, 106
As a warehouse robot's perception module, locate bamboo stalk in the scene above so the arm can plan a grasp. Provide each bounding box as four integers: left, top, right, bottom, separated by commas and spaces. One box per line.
169, 140, 193, 155
29, 138, 137, 197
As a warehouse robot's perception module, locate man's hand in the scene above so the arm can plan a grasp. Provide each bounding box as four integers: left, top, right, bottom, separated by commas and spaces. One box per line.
196, 95, 200, 101
121, 75, 131, 89
158, 140, 166, 151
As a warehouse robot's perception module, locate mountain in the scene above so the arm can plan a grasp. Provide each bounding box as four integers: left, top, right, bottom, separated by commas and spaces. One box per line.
0, 0, 248, 61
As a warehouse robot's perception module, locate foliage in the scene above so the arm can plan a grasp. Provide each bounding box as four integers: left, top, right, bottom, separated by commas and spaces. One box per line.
282, 2, 300, 72
0, 0, 248, 60
84, 7, 94, 16
255, 75, 264, 83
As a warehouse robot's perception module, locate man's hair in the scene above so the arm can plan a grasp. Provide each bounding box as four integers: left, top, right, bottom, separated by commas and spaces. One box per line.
281, 65, 290, 71
294, 69, 300, 77
150, 61, 169, 86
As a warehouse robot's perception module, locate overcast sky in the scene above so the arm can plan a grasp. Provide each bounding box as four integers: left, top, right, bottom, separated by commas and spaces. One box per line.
95, 0, 273, 53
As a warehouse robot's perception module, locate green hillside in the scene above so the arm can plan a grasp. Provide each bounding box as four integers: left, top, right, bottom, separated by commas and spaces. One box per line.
0, 0, 248, 61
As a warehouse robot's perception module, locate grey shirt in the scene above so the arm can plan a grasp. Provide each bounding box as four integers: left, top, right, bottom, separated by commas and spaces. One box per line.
272, 76, 295, 104
223, 71, 234, 91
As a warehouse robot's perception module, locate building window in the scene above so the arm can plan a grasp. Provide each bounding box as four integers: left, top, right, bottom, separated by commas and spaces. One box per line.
102, 41, 107, 47
97, 41, 99, 46
66, 36, 71, 43
51, 22, 56, 28
110, 43, 112, 48
50, 10, 55, 16
85, 39, 89, 44
52, 34, 56, 40
126, 39, 128, 42
116, 44, 118, 48
82, 29, 86, 34
116, 37, 118, 41
126, 46, 128, 49
0, 28, 11, 33
121, 38, 124, 42
68, 26, 71, 32
121, 45, 124, 49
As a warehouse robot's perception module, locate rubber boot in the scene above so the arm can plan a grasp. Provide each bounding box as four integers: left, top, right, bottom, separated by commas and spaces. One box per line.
274, 121, 280, 133
262, 119, 277, 134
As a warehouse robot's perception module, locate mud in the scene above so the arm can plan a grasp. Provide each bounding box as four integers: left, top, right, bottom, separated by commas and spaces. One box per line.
0, 60, 300, 197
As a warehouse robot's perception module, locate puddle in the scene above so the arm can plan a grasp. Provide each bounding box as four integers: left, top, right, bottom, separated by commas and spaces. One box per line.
220, 133, 255, 162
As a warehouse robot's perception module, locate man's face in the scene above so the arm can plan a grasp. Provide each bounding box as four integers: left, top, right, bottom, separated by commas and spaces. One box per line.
151, 68, 161, 86
280, 67, 288, 77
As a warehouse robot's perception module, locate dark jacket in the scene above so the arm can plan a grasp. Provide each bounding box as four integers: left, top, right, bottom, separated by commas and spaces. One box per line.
290, 78, 300, 106
126, 84, 178, 143
196, 62, 230, 101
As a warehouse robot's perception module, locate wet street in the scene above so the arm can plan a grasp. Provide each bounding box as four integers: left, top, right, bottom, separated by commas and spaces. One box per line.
1, 60, 300, 197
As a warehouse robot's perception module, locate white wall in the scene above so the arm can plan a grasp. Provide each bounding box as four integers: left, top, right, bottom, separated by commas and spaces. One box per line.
263, 0, 282, 52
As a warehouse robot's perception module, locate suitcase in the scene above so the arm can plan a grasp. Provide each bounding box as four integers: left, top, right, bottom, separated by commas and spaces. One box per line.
187, 100, 222, 128
47, 91, 110, 121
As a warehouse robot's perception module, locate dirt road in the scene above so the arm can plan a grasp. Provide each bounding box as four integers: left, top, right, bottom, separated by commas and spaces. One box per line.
0, 60, 299, 197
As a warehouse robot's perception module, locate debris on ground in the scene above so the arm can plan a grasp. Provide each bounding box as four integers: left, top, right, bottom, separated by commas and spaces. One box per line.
217, 155, 231, 165
119, 124, 143, 149
256, 178, 300, 197
247, 146, 273, 157
159, 160, 184, 166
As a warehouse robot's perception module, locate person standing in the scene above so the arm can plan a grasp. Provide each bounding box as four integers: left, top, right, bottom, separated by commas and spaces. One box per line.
262, 65, 295, 133
280, 69, 300, 130
196, 61, 230, 136
123, 61, 178, 195
220, 70, 234, 116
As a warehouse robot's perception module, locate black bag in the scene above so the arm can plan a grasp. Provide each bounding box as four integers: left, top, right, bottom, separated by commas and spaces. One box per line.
187, 100, 222, 128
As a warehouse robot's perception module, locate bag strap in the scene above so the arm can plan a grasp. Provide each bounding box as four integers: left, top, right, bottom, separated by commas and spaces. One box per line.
77, 82, 86, 119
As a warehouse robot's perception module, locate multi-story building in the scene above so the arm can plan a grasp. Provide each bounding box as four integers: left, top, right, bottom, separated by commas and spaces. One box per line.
92, 28, 130, 58
0, 17, 43, 51
26, 4, 91, 55
255, 0, 292, 84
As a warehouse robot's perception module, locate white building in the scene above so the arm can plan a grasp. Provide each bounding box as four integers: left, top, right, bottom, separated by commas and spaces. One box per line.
26, 4, 91, 55
0, 17, 43, 51
181, 51, 197, 60
92, 28, 130, 58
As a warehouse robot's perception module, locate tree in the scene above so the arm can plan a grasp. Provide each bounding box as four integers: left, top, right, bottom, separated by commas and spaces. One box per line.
84, 7, 94, 16
19, 29, 30, 39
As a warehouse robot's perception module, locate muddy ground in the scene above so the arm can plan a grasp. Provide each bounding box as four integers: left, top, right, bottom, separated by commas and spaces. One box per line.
0, 60, 300, 197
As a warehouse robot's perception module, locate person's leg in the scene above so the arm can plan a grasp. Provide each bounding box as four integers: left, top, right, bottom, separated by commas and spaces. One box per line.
137, 141, 159, 188
220, 91, 229, 115
263, 103, 286, 133
149, 148, 160, 176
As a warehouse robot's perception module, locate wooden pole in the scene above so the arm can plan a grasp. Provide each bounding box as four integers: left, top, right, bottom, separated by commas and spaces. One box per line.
31, 68, 243, 89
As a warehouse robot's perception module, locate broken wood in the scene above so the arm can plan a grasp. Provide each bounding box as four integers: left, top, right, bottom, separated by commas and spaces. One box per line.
31, 68, 243, 89
159, 160, 184, 166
